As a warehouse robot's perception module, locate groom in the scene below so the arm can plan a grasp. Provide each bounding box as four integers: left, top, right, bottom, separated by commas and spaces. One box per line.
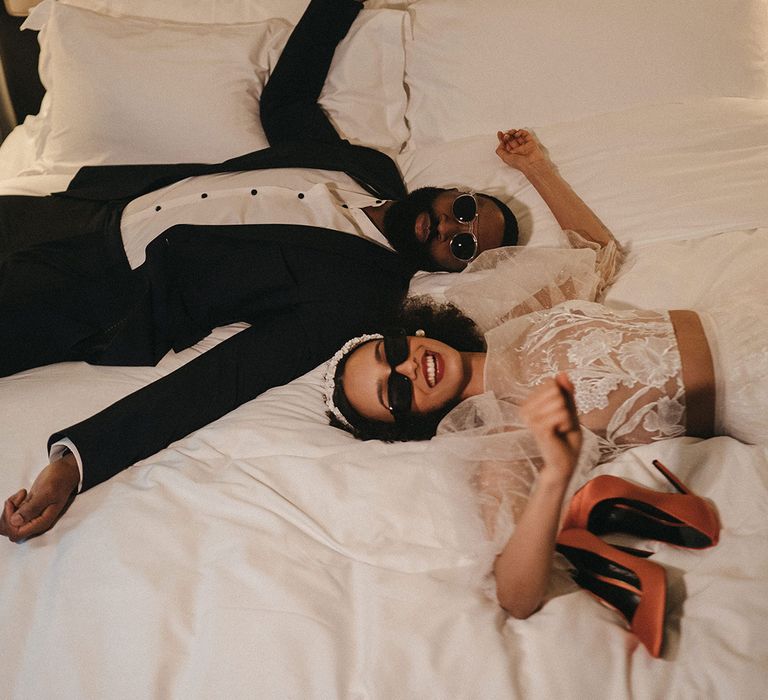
0, 0, 518, 541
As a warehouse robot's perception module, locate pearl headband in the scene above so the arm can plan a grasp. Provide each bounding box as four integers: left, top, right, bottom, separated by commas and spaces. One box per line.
323, 333, 383, 430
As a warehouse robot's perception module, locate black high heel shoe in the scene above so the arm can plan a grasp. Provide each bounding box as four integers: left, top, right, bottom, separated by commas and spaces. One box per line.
556, 528, 667, 658
561, 459, 720, 548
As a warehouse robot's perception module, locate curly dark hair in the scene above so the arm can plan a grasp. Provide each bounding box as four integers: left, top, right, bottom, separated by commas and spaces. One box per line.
327, 297, 486, 441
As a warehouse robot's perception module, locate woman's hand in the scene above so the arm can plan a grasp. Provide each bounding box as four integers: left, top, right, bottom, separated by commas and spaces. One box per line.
0, 455, 80, 543
495, 128, 550, 173
520, 372, 582, 483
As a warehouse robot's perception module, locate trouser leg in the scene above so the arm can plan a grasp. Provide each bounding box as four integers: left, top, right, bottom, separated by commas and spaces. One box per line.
0, 195, 113, 264
0, 222, 136, 376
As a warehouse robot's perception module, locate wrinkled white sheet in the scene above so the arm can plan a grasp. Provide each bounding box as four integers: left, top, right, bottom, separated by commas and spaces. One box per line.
1, 324, 767, 698
2, 100, 768, 697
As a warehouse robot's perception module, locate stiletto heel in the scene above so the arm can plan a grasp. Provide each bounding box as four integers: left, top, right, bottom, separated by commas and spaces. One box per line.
651, 459, 688, 494
561, 462, 720, 549
556, 528, 667, 657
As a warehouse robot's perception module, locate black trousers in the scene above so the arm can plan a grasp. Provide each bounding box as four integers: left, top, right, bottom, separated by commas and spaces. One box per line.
0, 195, 148, 376
0, 195, 115, 264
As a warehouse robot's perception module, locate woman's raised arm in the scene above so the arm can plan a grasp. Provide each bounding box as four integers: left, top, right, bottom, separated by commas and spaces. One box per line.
491, 372, 583, 618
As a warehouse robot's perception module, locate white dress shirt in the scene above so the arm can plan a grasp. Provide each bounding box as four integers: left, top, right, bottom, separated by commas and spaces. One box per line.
121, 167, 392, 267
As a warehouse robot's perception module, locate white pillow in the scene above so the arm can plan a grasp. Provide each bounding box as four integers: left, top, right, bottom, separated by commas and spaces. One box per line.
47, 0, 406, 24
53, 0, 313, 23
23, 1, 408, 173
319, 9, 409, 156
33, 3, 284, 171
403, 0, 768, 148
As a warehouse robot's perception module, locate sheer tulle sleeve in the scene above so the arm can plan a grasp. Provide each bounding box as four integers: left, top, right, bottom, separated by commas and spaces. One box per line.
564, 229, 623, 300
432, 393, 602, 603
442, 231, 622, 334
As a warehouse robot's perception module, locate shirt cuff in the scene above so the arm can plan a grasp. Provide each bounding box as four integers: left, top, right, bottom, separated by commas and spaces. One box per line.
49, 439, 84, 494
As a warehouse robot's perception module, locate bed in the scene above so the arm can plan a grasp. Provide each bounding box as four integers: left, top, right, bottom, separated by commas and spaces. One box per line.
1, 0, 767, 697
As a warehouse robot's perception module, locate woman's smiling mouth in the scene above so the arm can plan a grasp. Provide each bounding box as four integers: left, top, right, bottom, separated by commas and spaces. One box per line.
422, 350, 443, 388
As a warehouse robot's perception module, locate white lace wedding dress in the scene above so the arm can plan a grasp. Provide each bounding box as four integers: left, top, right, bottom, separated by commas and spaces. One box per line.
427, 230, 766, 599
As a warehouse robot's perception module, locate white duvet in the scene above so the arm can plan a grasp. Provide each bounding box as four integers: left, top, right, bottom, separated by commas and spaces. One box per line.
2, 98, 768, 697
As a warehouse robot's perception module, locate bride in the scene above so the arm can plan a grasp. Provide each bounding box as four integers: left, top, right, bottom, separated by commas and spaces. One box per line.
322, 130, 767, 656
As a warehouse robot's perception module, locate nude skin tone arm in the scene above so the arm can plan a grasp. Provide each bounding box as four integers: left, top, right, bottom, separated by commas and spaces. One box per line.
490, 373, 583, 619
496, 129, 616, 250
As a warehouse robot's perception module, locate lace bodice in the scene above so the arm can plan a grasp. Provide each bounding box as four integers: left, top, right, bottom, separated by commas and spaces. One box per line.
484, 301, 685, 459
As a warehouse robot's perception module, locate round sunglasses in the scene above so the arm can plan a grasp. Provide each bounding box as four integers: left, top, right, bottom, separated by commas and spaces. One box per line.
448, 192, 479, 262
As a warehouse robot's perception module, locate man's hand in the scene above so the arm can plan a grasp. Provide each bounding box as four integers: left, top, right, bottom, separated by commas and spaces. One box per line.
0, 455, 80, 543
520, 372, 582, 483
495, 128, 550, 174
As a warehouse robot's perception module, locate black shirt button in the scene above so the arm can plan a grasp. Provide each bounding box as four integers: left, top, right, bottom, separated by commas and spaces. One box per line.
341, 204, 349, 209
251, 189, 258, 195
375, 200, 382, 204
201, 193, 208, 199
297, 193, 305, 199
155, 205, 162, 212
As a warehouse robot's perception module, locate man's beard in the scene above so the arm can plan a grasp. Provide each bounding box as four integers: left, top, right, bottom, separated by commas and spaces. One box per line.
382, 186, 445, 271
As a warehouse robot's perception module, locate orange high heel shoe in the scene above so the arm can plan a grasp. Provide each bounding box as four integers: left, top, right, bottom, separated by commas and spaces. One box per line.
556, 528, 667, 657
561, 459, 720, 549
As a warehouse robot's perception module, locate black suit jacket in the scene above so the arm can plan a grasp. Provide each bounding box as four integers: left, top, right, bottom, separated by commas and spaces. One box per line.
61, 139, 406, 204
47, 0, 415, 490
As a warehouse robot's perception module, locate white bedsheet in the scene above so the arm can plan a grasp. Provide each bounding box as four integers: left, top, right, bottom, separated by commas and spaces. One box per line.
2, 299, 767, 697
3, 232, 768, 696
2, 90, 768, 700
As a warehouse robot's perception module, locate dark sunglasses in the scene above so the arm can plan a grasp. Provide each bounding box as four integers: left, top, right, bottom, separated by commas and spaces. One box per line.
449, 193, 479, 262
382, 328, 412, 422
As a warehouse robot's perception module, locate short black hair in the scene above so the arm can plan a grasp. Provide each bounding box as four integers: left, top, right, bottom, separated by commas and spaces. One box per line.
327, 298, 486, 442
479, 193, 519, 247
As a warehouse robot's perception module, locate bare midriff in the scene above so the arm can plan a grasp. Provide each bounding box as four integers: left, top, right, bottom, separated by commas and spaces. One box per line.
669, 310, 715, 438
